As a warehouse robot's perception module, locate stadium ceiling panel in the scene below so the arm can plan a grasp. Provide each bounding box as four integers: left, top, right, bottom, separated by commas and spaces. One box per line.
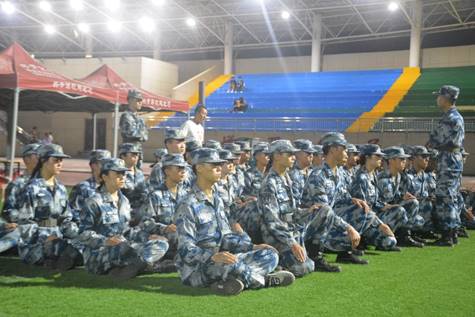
0, 0, 474, 58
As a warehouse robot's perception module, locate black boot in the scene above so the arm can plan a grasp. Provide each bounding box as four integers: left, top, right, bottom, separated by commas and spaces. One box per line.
56, 245, 82, 272
418, 231, 440, 240
314, 252, 341, 273
457, 227, 469, 238
336, 251, 368, 265
431, 230, 454, 247
397, 229, 424, 248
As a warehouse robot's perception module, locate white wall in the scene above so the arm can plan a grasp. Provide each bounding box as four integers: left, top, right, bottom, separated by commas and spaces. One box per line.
41, 57, 178, 97
173, 44, 475, 81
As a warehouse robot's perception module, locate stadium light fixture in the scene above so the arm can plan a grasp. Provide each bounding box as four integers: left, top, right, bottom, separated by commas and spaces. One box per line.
44, 24, 56, 34
388, 2, 399, 12
186, 17, 196, 27
281, 10, 290, 20
39, 1, 52, 12
77, 22, 90, 33
139, 16, 155, 33
1, 1, 15, 15
69, 0, 84, 11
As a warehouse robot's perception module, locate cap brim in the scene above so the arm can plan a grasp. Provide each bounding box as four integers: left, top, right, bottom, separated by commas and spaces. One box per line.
162, 163, 187, 168
51, 153, 71, 158
110, 167, 129, 172
202, 159, 227, 164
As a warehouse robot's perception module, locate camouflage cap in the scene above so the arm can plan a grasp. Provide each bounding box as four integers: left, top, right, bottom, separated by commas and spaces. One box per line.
161, 153, 187, 168
433, 85, 460, 101
89, 149, 111, 163
293, 139, 315, 153
253, 143, 270, 155
319, 132, 347, 147
153, 148, 168, 159
119, 143, 141, 155
223, 143, 243, 154
164, 128, 186, 141
269, 139, 298, 154
360, 144, 385, 157
401, 145, 415, 157
312, 144, 324, 155
219, 149, 239, 161
185, 140, 201, 153
204, 139, 222, 150
22, 143, 41, 157
192, 148, 226, 165
101, 158, 129, 173
346, 144, 359, 154
383, 146, 411, 159
235, 140, 252, 151
127, 89, 143, 101
38, 144, 71, 159
428, 148, 439, 160
412, 146, 430, 157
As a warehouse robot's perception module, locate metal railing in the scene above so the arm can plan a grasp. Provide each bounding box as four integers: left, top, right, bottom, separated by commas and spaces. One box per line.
151, 116, 475, 133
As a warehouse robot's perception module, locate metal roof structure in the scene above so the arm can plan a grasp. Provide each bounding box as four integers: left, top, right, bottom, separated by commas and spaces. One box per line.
0, 0, 474, 59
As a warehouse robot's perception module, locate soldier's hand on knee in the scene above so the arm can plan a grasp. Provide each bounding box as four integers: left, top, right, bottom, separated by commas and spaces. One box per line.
164, 224, 177, 233
308, 203, 323, 213
378, 223, 394, 237
403, 192, 416, 201
46, 235, 59, 242
347, 226, 361, 249
352, 198, 369, 213
253, 244, 278, 254
149, 234, 167, 241
291, 243, 306, 263
4, 223, 17, 232
212, 252, 238, 265
106, 236, 123, 246
231, 223, 244, 234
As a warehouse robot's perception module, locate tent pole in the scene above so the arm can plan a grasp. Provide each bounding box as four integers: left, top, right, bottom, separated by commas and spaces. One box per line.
113, 102, 119, 157
92, 112, 97, 150
8, 88, 20, 180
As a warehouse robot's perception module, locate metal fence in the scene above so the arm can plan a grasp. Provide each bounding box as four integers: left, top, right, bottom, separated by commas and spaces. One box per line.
151, 116, 475, 133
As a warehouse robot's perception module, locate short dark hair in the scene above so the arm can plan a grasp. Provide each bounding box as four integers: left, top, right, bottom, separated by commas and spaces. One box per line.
194, 105, 207, 115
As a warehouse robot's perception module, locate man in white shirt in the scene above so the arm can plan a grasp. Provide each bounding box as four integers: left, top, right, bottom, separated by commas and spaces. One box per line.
180, 105, 207, 146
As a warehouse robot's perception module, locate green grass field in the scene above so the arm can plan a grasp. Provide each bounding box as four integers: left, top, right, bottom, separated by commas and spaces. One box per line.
0, 233, 474, 317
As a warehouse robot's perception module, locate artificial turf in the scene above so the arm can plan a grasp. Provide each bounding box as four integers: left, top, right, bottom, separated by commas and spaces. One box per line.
0, 233, 474, 317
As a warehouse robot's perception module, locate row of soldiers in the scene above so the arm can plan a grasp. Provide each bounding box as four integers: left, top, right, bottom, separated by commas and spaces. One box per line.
0, 84, 470, 295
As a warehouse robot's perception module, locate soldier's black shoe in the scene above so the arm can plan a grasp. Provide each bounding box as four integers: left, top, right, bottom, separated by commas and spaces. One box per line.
457, 227, 469, 238
411, 235, 427, 244
431, 231, 454, 247
109, 261, 147, 280
56, 246, 82, 272
398, 235, 424, 248
43, 258, 57, 270
156, 259, 177, 273
336, 252, 368, 265
375, 245, 401, 252
452, 230, 459, 245
265, 271, 295, 287
418, 231, 439, 240
314, 255, 341, 273
211, 278, 244, 296
352, 249, 364, 257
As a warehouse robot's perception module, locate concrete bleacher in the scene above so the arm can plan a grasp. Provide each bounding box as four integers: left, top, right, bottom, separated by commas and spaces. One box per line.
202, 69, 403, 131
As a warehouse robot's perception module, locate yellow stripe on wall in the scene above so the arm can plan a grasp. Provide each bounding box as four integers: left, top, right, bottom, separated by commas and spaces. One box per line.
145, 74, 233, 127
346, 67, 420, 133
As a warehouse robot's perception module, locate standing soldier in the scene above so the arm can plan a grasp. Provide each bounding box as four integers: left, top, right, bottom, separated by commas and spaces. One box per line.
0, 143, 41, 253
427, 85, 465, 246
175, 148, 294, 295
120, 90, 148, 167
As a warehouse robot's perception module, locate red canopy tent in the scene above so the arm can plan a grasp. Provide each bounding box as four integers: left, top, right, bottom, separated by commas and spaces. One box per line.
0, 42, 119, 178
79, 65, 188, 156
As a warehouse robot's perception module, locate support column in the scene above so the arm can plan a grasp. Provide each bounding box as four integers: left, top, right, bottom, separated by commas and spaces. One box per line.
8, 88, 20, 180
224, 20, 233, 74
92, 112, 97, 150
311, 14, 322, 72
153, 30, 161, 60
113, 103, 119, 157
409, 0, 422, 67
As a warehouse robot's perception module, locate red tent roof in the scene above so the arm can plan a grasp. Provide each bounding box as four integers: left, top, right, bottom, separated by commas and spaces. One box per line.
0, 42, 117, 104
80, 64, 189, 112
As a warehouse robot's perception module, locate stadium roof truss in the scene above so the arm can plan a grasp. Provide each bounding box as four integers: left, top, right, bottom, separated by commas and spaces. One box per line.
0, 0, 474, 58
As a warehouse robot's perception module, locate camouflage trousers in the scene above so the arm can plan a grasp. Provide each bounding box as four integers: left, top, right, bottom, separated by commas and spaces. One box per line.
204, 248, 279, 289
17, 225, 72, 265
83, 238, 169, 275
435, 171, 462, 230
0, 228, 20, 253
400, 199, 425, 230
418, 199, 436, 232
375, 205, 408, 232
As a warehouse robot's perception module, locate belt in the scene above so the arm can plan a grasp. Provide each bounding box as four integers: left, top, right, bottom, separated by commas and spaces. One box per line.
38, 219, 58, 227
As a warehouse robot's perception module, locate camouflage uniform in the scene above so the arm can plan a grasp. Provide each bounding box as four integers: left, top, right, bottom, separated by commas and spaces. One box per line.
79, 158, 169, 275
241, 143, 269, 200
427, 86, 465, 232
11, 145, 79, 265
119, 143, 147, 212
175, 149, 279, 289
0, 143, 41, 253
119, 90, 148, 159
